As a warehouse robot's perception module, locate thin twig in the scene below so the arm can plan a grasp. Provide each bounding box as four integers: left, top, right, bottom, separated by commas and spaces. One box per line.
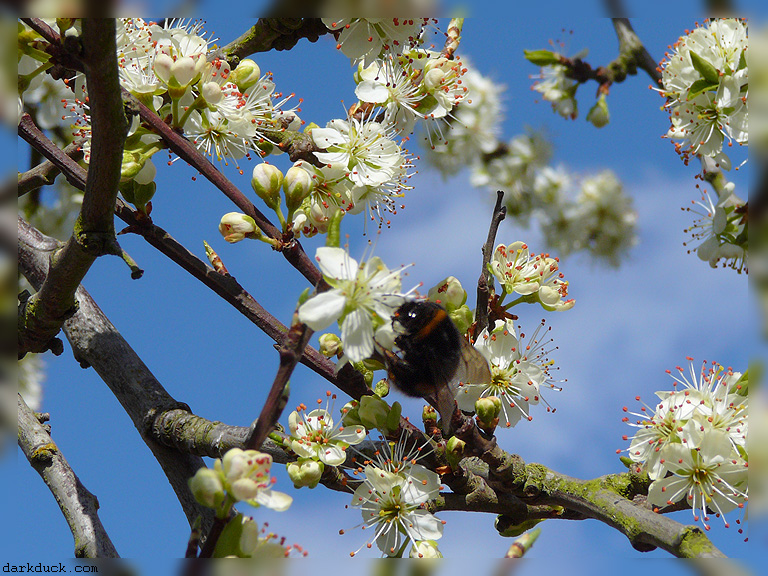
17, 139, 85, 197
245, 321, 313, 450
475, 191, 506, 336
18, 394, 119, 558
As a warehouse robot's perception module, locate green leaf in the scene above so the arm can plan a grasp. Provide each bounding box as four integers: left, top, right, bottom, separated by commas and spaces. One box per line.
687, 78, 719, 100
386, 401, 402, 432
689, 50, 720, 84
524, 49, 560, 67
213, 514, 246, 558
325, 209, 343, 248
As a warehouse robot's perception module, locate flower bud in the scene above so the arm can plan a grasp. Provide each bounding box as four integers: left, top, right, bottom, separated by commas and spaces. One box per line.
219, 212, 261, 243
427, 276, 466, 310
232, 59, 262, 92
586, 94, 610, 128
444, 436, 466, 470
448, 305, 473, 335
287, 459, 324, 489
424, 67, 445, 91
283, 165, 314, 212
410, 540, 443, 558
318, 333, 342, 358
475, 396, 502, 425
202, 81, 223, 105
153, 53, 174, 84
189, 467, 225, 508
172, 56, 197, 87
373, 378, 390, 398
251, 163, 283, 210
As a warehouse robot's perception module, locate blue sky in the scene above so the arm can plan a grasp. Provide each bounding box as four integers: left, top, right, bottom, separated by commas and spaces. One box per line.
7, 10, 759, 574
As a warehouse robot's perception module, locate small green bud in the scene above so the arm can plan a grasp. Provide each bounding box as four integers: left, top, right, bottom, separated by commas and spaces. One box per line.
422, 405, 438, 431
428, 276, 466, 310
231, 59, 261, 92
445, 436, 466, 469
524, 49, 561, 66
286, 459, 324, 489
619, 456, 634, 469
586, 94, 610, 128
188, 467, 225, 508
448, 305, 474, 335
373, 378, 390, 398
284, 165, 314, 213
318, 333, 342, 358
475, 396, 502, 425
219, 212, 261, 243
251, 163, 283, 210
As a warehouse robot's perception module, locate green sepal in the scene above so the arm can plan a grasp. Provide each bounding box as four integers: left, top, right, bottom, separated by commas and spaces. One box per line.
689, 50, 720, 84
687, 78, 719, 100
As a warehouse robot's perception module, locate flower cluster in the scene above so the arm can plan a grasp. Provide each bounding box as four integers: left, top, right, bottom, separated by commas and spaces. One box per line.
345, 436, 444, 557
531, 61, 578, 119
621, 360, 748, 530
354, 48, 469, 137
489, 241, 574, 311
215, 514, 307, 558
20, 18, 296, 203
683, 182, 747, 272
543, 171, 638, 266
286, 394, 367, 488
456, 318, 560, 428
188, 448, 293, 518
297, 247, 409, 364
658, 18, 748, 170
323, 18, 428, 66
421, 59, 504, 174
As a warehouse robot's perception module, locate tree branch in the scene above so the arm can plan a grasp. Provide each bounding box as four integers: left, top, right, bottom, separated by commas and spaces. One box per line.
18, 19, 129, 358
610, 19, 663, 87
18, 217, 216, 536
17, 394, 119, 558
17, 137, 85, 197
442, 410, 727, 559
218, 19, 329, 63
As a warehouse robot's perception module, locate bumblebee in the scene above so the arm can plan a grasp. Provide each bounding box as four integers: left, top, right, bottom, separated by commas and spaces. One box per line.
381, 301, 492, 434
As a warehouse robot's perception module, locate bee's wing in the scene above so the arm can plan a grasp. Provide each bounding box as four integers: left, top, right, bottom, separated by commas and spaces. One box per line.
432, 339, 491, 434
452, 337, 492, 391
